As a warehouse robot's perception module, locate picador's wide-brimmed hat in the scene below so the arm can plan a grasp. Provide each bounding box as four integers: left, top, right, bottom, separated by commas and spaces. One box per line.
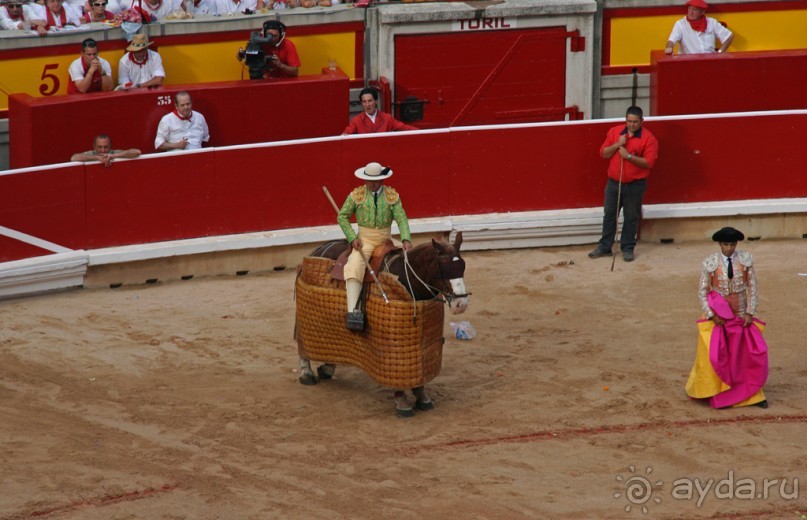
354, 162, 393, 181
126, 34, 153, 52
712, 227, 744, 242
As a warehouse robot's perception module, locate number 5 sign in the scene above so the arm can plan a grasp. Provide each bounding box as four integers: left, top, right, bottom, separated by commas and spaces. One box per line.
39, 63, 60, 96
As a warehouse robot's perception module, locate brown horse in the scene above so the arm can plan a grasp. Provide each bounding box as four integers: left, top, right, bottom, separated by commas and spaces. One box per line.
298, 232, 469, 417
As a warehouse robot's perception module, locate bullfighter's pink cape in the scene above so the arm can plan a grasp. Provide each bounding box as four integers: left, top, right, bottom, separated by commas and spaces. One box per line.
706, 291, 769, 408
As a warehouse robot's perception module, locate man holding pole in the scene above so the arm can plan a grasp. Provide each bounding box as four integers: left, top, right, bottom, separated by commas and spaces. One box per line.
589, 106, 659, 263
336, 162, 412, 324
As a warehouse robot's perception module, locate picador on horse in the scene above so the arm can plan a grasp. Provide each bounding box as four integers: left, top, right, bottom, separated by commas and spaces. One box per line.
294, 162, 470, 417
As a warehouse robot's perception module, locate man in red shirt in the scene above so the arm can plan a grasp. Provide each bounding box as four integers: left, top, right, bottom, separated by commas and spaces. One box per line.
342, 87, 418, 135
589, 106, 659, 262
237, 20, 300, 78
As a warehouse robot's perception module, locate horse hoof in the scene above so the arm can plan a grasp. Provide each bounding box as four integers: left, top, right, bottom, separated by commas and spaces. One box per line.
317, 365, 334, 380
395, 407, 415, 418
299, 373, 318, 386
415, 400, 434, 411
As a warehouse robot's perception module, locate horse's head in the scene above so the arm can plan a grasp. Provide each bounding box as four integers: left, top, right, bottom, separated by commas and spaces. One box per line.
432, 232, 469, 314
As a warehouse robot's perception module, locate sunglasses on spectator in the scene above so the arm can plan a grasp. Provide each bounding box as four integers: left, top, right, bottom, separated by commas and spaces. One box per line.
92, 2, 107, 5
7, 3, 23, 6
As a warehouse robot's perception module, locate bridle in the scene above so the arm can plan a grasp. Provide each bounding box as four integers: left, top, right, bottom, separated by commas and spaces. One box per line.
393, 249, 470, 307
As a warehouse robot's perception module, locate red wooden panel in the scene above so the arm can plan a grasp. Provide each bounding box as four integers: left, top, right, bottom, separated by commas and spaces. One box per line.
645, 114, 807, 203
5, 113, 807, 265
451, 114, 807, 215
210, 132, 450, 235
449, 122, 613, 215
9, 74, 349, 169
339, 132, 451, 219
0, 165, 86, 262
650, 50, 807, 116
210, 142, 343, 234
0, 236, 55, 263
84, 151, 216, 248
394, 28, 568, 129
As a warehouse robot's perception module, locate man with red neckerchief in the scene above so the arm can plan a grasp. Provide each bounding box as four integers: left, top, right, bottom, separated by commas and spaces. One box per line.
81, 0, 115, 23
0, 0, 46, 31
67, 38, 113, 94
117, 33, 165, 90
665, 0, 734, 55
36, 0, 80, 34
155, 91, 210, 151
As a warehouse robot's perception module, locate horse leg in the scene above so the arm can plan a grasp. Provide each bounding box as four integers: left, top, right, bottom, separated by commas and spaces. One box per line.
317, 363, 336, 380
298, 358, 317, 386
412, 386, 434, 411
394, 390, 414, 418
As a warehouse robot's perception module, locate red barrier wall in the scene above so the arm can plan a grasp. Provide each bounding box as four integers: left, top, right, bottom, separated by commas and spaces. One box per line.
2, 112, 807, 262
650, 50, 807, 116
84, 151, 217, 249
0, 166, 86, 262
9, 72, 350, 169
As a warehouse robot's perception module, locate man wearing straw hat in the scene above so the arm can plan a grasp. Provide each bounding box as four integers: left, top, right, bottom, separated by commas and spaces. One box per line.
117, 34, 165, 90
337, 162, 412, 321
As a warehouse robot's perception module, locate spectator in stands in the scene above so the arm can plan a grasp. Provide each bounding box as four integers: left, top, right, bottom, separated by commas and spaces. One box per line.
117, 34, 165, 90
186, 0, 212, 14
155, 91, 210, 151
35, 0, 80, 34
665, 0, 733, 55
71, 134, 141, 167
67, 38, 113, 94
140, 0, 175, 21
81, 0, 114, 22
237, 20, 299, 78
589, 106, 659, 263
0, 0, 45, 30
214, 0, 263, 15
342, 87, 418, 135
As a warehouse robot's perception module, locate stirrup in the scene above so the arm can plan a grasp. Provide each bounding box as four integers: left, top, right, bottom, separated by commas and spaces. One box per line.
346, 310, 366, 331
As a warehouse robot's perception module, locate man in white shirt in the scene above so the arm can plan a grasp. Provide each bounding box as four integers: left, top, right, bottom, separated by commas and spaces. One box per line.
665, 0, 733, 55
118, 33, 165, 90
35, 0, 81, 34
0, 0, 45, 31
187, 0, 213, 14
155, 91, 210, 151
140, 0, 175, 22
213, 0, 261, 15
0, 0, 45, 30
67, 38, 113, 94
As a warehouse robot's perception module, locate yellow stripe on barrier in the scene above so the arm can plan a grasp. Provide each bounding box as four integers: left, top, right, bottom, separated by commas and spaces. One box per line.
0, 31, 357, 111
610, 9, 807, 67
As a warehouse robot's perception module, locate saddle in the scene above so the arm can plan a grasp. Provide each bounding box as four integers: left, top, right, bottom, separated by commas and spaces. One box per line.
331, 240, 399, 283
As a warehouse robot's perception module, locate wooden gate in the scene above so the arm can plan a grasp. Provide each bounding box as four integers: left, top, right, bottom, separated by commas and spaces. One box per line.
394, 27, 578, 129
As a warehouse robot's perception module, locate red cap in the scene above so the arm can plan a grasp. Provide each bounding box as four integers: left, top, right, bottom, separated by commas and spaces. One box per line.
686, 0, 708, 9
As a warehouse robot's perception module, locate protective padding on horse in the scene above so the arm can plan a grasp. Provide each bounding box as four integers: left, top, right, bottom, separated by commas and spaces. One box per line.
295, 256, 444, 389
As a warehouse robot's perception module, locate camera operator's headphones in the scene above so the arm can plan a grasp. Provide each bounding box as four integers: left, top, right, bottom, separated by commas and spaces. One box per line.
262, 20, 286, 47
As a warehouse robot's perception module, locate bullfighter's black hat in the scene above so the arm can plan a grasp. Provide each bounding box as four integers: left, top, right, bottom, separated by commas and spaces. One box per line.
712, 227, 745, 242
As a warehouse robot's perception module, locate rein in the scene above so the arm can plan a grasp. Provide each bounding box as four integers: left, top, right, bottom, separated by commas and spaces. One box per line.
386, 249, 469, 324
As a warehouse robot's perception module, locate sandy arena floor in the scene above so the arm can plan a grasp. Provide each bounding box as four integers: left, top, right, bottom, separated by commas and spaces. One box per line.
1, 239, 805, 519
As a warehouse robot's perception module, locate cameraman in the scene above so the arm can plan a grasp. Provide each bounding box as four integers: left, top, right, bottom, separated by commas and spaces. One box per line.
238, 20, 300, 78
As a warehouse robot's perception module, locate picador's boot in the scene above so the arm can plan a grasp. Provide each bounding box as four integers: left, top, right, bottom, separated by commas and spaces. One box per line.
345, 278, 366, 331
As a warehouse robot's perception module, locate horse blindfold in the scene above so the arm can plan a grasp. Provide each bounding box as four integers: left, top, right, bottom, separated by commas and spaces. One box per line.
438, 257, 466, 279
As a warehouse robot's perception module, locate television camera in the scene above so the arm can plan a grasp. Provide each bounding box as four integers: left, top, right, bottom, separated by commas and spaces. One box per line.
238, 20, 287, 80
